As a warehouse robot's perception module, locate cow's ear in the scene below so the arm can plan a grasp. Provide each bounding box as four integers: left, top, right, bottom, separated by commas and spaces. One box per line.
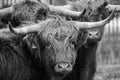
31, 43, 37, 49
23, 35, 42, 61
23, 35, 38, 50
0, 13, 12, 24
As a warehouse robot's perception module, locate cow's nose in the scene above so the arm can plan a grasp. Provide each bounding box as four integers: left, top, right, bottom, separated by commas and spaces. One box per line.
87, 31, 101, 41
55, 62, 72, 74
88, 31, 99, 39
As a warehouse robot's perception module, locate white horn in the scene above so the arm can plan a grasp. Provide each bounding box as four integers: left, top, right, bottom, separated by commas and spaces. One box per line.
106, 4, 120, 12
70, 8, 115, 30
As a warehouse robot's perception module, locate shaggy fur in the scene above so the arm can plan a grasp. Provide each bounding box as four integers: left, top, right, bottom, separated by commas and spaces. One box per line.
0, 36, 42, 80
0, 1, 51, 28
11, 1, 50, 27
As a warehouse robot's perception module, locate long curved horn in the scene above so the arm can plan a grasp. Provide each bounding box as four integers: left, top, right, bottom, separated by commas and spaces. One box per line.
106, 4, 120, 12
53, 5, 72, 10
0, 6, 14, 17
8, 22, 39, 35
0, 28, 16, 38
0, 24, 38, 38
49, 5, 85, 17
8, 19, 53, 35
41, 1, 83, 17
70, 8, 115, 30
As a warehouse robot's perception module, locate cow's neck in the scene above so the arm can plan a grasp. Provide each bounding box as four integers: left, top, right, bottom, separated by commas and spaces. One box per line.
42, 66, 63, 80
51, 77, 63, 80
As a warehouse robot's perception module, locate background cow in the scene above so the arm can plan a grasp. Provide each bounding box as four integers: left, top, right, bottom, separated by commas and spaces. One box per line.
0, 0, 84, 28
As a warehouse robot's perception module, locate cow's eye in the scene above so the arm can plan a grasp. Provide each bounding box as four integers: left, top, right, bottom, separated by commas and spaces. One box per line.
70, 41, 76, 48
46, 44, 52, 49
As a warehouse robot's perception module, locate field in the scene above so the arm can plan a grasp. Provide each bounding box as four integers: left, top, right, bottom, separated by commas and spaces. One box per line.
94, 65, 120, 80
94, 32, 120, 80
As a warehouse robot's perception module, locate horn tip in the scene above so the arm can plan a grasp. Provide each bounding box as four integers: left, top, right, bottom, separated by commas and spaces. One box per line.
8, 22, 18, 35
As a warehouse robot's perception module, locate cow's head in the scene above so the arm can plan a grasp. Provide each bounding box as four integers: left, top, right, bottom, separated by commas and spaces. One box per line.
4, 9, 114, 80
0, 0, 84, 28
8, 19, 80, 79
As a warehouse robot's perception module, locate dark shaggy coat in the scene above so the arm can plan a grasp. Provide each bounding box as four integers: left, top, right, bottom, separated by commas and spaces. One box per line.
0, 36, 43, 80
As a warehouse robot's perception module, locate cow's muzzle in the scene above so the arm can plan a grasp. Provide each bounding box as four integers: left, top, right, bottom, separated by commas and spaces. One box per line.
54, 62, 72, 74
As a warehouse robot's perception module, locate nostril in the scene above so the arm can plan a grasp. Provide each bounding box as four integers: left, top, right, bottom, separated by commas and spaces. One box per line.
89, 33, 92, 36
58, 64, 62, 68
67, 64, 70, 68
96, 32, 99, 36
55, 63, 73, 73
58, 63, 69, 69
